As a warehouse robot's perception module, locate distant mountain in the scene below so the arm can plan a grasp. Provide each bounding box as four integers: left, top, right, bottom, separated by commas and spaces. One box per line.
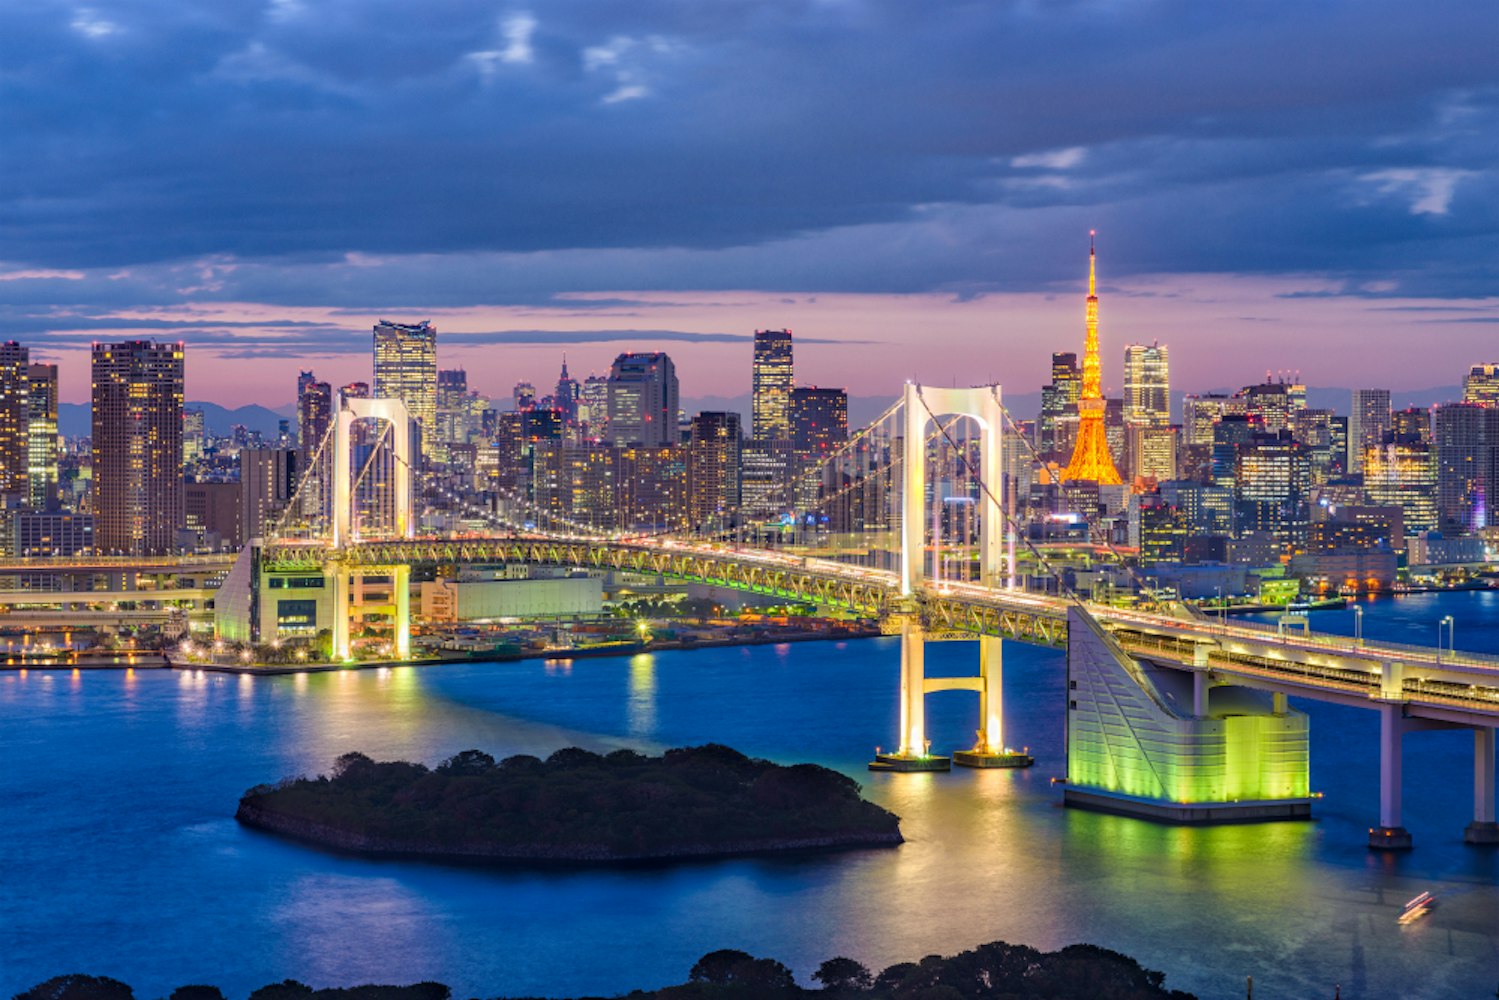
59, 402, 291, 439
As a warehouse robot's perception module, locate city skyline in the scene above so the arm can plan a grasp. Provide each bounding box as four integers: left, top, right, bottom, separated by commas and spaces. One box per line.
2, 2, 1495, 406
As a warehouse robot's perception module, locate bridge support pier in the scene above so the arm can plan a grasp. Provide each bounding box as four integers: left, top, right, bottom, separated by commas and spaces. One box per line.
1369, 703, 1413, 850
393, 564, 411, 660
332, 565, 352, 662
1465, 726, 1498, 845
953, 636, 1033, 769
870, 615, 949, 771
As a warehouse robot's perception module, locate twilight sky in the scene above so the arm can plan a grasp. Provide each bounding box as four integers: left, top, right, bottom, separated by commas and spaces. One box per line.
2, 0, 1496, 409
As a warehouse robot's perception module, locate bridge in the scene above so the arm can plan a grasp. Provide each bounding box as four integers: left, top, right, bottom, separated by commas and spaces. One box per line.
201, 383, 1499, 850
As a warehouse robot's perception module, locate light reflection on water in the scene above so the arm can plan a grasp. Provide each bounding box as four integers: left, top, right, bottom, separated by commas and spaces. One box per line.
1, 590, 1497, 1000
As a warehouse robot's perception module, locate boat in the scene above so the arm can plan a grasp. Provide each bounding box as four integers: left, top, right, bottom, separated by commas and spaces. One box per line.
1397, 891, 1436, 925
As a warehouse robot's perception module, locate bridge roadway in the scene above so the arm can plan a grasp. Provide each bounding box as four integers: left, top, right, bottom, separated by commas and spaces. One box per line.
261, 533, 1499, 726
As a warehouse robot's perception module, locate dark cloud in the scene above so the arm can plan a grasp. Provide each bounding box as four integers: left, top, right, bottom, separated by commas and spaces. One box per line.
0, 0, 1494, 305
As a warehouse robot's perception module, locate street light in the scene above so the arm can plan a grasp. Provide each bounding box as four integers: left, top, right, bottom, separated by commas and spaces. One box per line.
1440, 615, 1455, 657
1352, 604, 1363, 645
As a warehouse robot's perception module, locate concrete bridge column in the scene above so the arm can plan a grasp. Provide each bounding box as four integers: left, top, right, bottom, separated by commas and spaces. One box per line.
393, 564, 411, 660
979, 635, 1002, 753
1379, 660, 1404, 700
1193, 671, 1210, 717
900, 618, 926, 757
1370, 703, 1413, 850
332, 565, 351, 662
1465, 727, 1499, 845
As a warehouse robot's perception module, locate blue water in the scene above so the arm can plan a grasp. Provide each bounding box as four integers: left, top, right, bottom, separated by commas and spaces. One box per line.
2, 591, 1497, 1000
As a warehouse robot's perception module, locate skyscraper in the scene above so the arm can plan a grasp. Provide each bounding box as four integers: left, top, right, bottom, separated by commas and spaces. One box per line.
240, 448, 300, 542
1435, 403, 1499, 533
26, 363, 58, 510
1349, 388, 1391, 474
688, 411, 742, 528
296, 371, 333, 456
372, 319, 437, 452
1234, 430, 1311, 552
751, 329, 794, 442
0, 343, 29, 502
790, 386, 849, 458
1038, 352, 1080, 459
1464, 363, 1499, 406
1122, 342, 1170, 428
607, 352, 679, 447
92, 340, 184, 555
555, 356, 580, 426
1062, 234, 1122, 485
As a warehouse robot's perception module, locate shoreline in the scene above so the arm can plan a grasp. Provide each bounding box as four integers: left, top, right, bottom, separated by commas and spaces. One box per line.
0, 625, 885, 674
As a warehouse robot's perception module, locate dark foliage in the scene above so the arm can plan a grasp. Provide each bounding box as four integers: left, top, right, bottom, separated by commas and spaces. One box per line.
14, 941, 1194, 1000
238, 744, 901, 861
12, 975, 133, 1000
168, 988, 226, 1000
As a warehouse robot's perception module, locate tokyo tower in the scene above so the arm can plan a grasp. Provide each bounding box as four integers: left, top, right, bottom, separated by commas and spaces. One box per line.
1061, 232, 1122, 485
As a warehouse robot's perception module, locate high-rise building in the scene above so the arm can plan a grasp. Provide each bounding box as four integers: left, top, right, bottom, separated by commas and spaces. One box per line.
240, 448, 299, 542
790, 386, 849, 459
1129, 425, 1178, 484
1122, 342, 1170, 429
1349, 389, 1392, 474
1239, 379, 1296, 435
555, 356, 580, 426
607, 352, 679, 447
1363, 437, 1438, 534
688, 412, 741, 529
617, 445, 690, 530
297, 371, 333, 456
513, 381, 537, 411
1391, 406, 1432, 444
92, 340, 184, 555
751, 329, 794, 442
1463, 363, 1499, 406
435, 368, 472, 457
26, 363, 58, 510
372, 319, 437, 453
1062, 235, 1122, 485
1039, 352, 1080, 459
1234, 430, 1311, 552
1434, 403, 1499, 533
183, 409, 206, 465
579, 375, 609, 438
0, 342, 29, 503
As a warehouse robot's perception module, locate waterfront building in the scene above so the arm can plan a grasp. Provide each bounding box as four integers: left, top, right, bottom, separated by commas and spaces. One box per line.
1062, 235, 1122, 485
1123, 342, 1170, 429
92, 340, 184, 555
26, 362, 58, 510
12, 510, 94, 557
1234, 430, 1311, 552
1463, 363, 1499, 406
1349, 388, 1392, 474
185, 481, 242, 549
688, 411, 742, 529
607, 352, 679, 447
1363, 436, 1438, 534
751, 329, 794, 443
372, 319, 437, 453
0, 342, 29, 504
1434, 402, 1499, 533
297, 371, 333, 455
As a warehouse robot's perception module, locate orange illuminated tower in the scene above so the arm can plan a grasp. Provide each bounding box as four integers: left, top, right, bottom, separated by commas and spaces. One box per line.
1062, 233, 1123, 485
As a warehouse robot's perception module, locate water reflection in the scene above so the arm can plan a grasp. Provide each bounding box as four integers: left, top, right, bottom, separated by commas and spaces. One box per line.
628, 654, 656, 737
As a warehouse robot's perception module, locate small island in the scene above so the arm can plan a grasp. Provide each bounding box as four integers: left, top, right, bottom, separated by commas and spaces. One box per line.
236, 744, 903, 863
